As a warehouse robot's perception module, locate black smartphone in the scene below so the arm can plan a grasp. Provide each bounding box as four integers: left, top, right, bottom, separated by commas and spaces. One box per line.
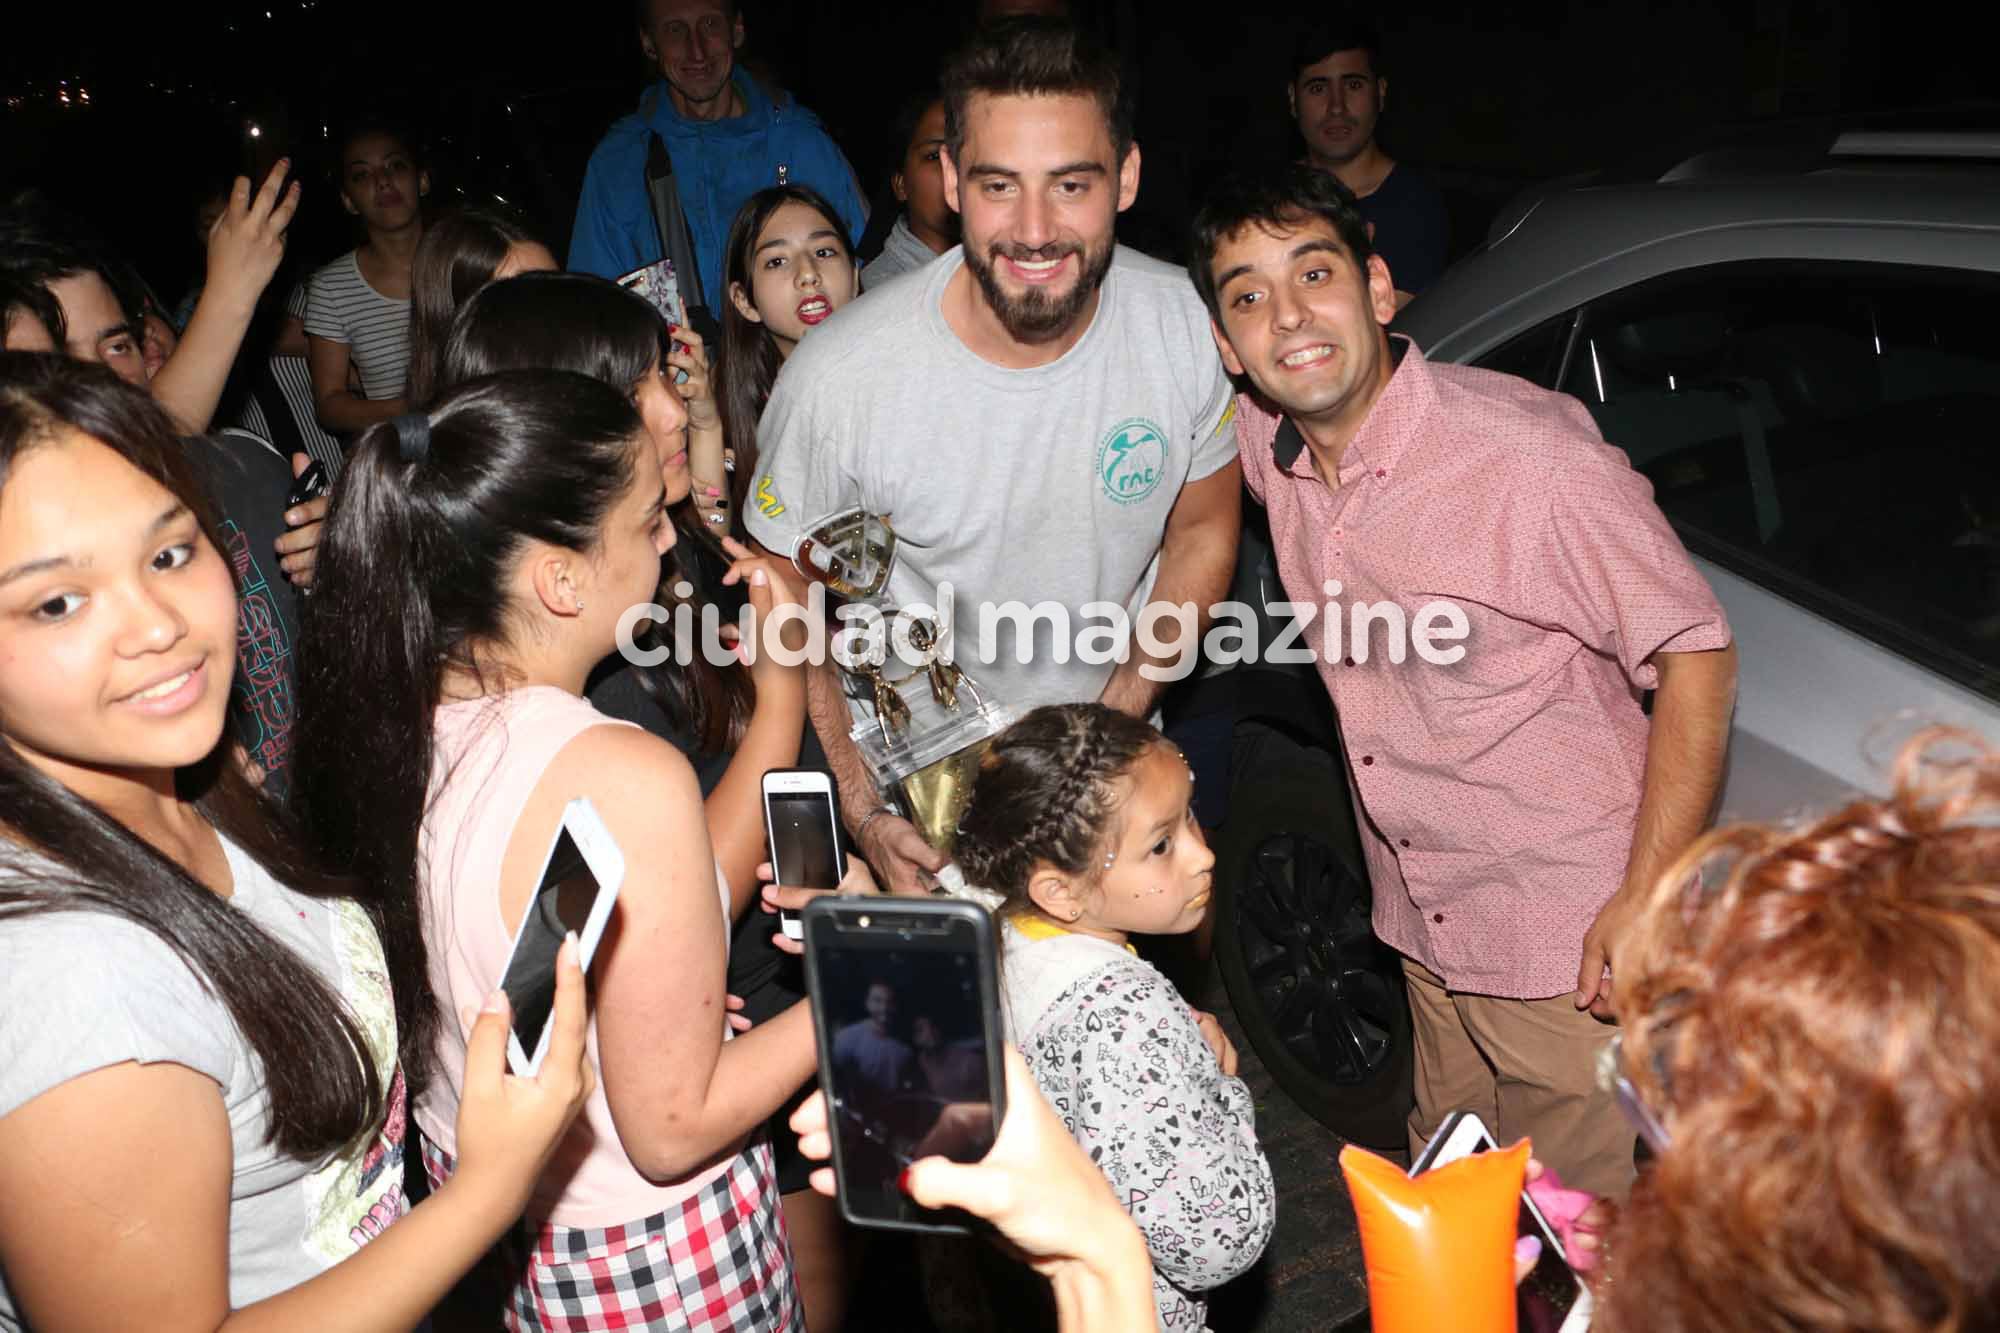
801, 896, 1006, 1234
286, 459, 330, 510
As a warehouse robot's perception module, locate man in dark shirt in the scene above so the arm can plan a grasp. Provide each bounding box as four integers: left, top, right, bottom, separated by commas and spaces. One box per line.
1288, 12, 1448, 302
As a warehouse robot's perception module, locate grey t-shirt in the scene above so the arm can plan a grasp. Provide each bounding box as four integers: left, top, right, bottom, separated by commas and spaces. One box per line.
859, 215, 941, 292
744, 245, 1237, 718
0, 838, 406, 1325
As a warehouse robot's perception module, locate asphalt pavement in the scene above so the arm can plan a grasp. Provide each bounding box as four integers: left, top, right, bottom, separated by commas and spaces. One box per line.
1201, 963, 1375, 1333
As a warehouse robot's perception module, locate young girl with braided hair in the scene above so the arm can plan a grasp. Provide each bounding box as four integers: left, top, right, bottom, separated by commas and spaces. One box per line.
950, 702, 1276, 1333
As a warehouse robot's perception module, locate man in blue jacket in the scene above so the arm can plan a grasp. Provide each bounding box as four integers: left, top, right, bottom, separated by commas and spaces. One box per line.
569, 0, 868, 308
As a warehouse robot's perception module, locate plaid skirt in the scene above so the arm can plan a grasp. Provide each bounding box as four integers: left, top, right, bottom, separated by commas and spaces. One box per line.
422, 1134, 801, 1332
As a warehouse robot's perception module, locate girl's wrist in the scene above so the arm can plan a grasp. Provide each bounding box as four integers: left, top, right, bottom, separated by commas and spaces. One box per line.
427, 1166, 530, 1249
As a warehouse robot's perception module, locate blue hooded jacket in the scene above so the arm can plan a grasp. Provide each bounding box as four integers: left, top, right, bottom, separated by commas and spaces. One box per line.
568, 71, 868, 311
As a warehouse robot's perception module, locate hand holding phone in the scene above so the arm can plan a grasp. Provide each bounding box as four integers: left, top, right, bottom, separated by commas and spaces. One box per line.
286, 458, 330, 510
791, 1042, 1156, 1322
452, 933, 597, 1216
494, 797, 623, 1077
1410, 1112, 1593, 1332
760, 858, 881, 955
800, 896, 1006, 1233
762, 769, 843, 941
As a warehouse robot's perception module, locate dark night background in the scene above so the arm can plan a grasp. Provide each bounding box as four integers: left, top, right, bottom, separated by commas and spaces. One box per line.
4, 0, 1995, 308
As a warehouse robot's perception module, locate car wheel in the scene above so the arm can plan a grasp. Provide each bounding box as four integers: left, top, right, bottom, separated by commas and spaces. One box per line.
1213, 732, 1413, 1150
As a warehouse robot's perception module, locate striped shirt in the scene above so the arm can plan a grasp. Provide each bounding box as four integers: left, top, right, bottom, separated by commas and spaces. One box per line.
268, 283, 346, 474
303, 251, 410, 401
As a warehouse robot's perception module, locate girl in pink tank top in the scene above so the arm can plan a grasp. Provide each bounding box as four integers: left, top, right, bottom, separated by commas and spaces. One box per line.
294, 373, 823, 1331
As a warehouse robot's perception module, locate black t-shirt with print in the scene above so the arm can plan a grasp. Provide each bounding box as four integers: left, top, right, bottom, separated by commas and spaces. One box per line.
185, 431, 304, 801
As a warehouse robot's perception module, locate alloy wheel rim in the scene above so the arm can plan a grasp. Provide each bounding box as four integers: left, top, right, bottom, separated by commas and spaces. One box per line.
1234, 829, 1398, 1086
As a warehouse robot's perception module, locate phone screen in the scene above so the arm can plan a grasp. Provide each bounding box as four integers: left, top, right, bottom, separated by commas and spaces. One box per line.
768, 790, 842, 888
815, 931, 998, 1224
498, 827, 602, 1063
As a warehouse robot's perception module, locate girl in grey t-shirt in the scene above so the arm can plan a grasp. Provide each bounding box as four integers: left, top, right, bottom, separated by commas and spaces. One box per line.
0, 353, 589, 1329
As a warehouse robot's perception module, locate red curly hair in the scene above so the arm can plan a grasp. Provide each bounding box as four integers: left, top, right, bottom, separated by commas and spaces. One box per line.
1593, 729, 2000, 1332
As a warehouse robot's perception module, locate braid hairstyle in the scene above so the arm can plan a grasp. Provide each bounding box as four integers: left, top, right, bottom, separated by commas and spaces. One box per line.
954, 703, 1166, 919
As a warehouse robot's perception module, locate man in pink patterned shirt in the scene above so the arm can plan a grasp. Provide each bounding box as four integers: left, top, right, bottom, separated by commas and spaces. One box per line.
1190, 165, 1737, 1196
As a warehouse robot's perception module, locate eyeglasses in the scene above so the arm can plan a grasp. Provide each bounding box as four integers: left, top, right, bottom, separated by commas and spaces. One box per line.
1596, 1032, 1673, 1156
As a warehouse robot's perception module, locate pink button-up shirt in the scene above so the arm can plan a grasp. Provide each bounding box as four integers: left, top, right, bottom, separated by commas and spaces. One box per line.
1236, 341, 1730, 998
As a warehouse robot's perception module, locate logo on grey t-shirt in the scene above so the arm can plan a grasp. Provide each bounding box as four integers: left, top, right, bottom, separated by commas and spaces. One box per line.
1096, 417, 1167, 506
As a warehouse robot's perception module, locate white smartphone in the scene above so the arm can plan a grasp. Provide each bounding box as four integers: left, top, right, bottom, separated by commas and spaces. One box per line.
762, 769, 844, 942
495, 797, 624, 1077
1410, 1111, 1594, 1333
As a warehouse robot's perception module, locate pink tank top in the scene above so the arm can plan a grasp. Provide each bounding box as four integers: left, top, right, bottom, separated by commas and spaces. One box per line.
416, 685, 735, 1228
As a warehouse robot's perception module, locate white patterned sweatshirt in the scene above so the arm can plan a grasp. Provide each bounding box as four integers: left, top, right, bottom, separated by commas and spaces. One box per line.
997, 918, 1277, 1332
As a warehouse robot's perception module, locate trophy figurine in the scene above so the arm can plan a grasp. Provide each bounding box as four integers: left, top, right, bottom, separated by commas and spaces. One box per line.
792, 509, 1010, 854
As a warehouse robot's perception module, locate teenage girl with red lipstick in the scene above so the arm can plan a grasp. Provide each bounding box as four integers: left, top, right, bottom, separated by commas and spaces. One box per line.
704, 186, 859, 532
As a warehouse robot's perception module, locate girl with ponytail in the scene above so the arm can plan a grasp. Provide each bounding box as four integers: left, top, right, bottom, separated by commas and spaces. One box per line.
0, 352, 590, 1330
436, 273, 858, 1331
295, 369, 820, 1331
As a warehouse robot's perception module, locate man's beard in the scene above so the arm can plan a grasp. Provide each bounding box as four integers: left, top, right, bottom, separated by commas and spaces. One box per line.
963, 236, 1115, 345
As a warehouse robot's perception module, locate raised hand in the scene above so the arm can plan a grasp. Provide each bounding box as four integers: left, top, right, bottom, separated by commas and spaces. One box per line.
666, 324, 718, 432
206, 159, 301, 319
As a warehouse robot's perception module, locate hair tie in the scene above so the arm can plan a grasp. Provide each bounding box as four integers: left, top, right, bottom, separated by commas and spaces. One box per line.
393, 413, 431, 463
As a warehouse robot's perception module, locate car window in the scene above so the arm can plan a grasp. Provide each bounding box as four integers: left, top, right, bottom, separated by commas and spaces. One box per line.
1535, 261, 2000, 701
1471, 313, 1572, 389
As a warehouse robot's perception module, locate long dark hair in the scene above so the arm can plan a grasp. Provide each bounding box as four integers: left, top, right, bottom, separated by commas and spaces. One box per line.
0, 352, 383, 1157
293, 370, 645, 1091
439, 271, 753, 753
405, 205, 542, 407
718, 184, 851, 515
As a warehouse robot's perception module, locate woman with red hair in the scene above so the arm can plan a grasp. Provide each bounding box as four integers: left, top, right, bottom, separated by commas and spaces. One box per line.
1594, 729, 2000, 1332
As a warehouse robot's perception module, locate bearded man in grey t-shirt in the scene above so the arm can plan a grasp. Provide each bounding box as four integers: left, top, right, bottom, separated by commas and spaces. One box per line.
746, 18, 1242, 894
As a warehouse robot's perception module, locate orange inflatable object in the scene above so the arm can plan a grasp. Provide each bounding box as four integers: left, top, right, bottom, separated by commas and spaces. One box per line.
1339, 1138, 1529, 1333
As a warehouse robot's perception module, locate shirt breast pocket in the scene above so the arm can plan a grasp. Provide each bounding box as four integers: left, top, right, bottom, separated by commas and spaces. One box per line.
1399, 592, 1569, 722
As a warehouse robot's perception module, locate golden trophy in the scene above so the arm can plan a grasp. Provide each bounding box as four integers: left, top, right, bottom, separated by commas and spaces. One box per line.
792, 510, 1011, 855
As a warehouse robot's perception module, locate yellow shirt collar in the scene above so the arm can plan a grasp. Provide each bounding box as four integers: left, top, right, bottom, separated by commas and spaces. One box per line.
1009, 912, 1138, 956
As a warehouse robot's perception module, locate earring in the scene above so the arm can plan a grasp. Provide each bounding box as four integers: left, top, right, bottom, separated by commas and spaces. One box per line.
1066, 907, 1082, 922
574, 598, 586, 613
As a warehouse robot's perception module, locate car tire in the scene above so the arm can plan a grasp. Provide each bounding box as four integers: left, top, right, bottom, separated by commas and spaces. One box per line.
1213, 733, 1414, 1150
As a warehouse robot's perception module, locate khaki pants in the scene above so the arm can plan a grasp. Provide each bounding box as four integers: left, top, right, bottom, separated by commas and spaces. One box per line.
1403, 959, 1637, 1200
